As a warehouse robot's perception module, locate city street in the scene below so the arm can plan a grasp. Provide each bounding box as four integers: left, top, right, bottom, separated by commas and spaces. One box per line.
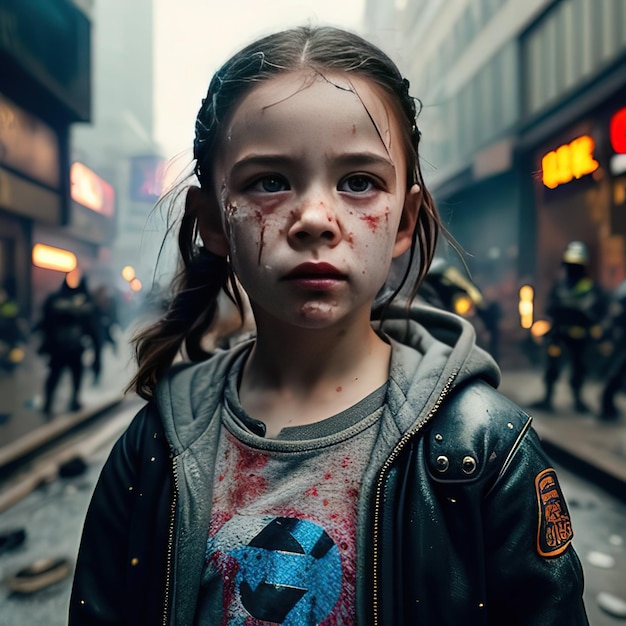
0, 396, 625, 625
0, 0, 626, 626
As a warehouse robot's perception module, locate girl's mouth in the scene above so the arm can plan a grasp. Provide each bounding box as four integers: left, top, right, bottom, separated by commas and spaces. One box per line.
283, 262, 347, 289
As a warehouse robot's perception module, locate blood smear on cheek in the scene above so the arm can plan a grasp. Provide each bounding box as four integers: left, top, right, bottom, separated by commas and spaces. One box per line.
360, 214, 381, 231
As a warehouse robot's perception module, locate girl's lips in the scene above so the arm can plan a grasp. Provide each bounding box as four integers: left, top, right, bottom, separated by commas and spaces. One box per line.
283, 262, 345, 280
283, 262, 347, 290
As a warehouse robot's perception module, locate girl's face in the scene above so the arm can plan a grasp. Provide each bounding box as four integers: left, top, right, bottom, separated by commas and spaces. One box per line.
211, 70, 419, 331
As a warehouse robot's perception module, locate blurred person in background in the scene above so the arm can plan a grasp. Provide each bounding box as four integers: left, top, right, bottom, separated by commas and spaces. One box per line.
532, 241, 607, 413
36, 268, 100, 417
598, 278, 626, 421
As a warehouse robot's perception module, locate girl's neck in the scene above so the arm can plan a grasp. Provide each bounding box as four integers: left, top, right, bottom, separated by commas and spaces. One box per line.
238, 315, 391, 437
247, 314, 386, 387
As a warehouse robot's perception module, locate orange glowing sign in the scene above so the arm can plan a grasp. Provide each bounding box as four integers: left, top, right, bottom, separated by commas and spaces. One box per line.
70, 162, 115, 215
610, 106, 626, 154
32, 244, 77, 272
518, 284, 534, 329
541, 135, 599, 189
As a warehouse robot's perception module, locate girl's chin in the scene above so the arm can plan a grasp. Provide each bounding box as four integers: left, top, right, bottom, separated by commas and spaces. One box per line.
290, 305, 369, 331
252, 298, 373, 331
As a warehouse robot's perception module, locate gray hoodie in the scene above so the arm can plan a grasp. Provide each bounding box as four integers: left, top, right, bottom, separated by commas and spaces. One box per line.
154, 305, 501, 624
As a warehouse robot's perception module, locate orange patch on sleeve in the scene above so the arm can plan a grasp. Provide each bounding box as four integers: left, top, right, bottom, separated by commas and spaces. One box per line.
535, 468, 573, 557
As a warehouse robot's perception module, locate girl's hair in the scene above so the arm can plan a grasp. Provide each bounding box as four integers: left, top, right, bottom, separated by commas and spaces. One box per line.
129, 25, 444, 400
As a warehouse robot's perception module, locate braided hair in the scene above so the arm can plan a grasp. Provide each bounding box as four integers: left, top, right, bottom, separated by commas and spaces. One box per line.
129, 25, 443, 400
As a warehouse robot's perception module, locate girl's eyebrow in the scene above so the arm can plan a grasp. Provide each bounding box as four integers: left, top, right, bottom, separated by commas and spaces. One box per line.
230, 154, 293, 176
230, 152, 396, 176
332, 152, 396, 172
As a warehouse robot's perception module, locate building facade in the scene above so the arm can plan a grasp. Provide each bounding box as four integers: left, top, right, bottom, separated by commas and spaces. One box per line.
0, 0, 163, 322
364, 0, 626, 358
0, 0, 96, 318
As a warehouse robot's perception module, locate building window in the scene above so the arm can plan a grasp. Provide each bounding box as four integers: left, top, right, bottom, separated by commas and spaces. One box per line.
579, 0, 595, 79
561, 0, 577, 91
618, 0, 626, 49
544, 16, 559, 105
522, 0, 626, 118
600, 0, 617, 62
500, 42, 519, 129
526, 29, 544, 115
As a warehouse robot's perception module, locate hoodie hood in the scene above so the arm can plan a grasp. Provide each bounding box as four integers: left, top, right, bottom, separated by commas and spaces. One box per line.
154, 303, 500, 452
376, 302, 500, 438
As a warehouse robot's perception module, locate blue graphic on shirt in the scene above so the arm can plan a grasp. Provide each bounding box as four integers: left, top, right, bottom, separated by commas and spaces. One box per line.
207, 516, 342, 624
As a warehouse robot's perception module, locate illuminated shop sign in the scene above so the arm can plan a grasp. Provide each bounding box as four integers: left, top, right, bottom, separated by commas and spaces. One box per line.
610, 106, 626, 154
32, 244, 77, 272
70, 162, 115, 216
541, 135, 599, 190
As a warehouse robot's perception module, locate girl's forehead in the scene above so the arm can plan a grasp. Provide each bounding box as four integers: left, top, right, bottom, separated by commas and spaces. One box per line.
224, 70, 399, 143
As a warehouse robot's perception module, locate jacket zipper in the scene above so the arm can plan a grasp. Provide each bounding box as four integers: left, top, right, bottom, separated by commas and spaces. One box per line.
162, 454, 179, 626
371, 370, 458, 625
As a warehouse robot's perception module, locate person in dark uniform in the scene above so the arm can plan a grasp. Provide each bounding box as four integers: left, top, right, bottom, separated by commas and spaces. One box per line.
37, 268, 100, 416
598, 279, 626, 420
533, 242, 607, 413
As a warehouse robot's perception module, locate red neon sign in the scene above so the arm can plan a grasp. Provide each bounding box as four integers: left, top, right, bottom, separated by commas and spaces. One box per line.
611, 106, 626, 154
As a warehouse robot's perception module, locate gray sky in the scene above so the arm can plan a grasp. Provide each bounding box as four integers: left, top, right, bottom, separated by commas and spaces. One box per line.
153, 0, 366, 175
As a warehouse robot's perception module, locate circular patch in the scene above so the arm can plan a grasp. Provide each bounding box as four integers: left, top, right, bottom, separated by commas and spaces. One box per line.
208, 515, 342, 624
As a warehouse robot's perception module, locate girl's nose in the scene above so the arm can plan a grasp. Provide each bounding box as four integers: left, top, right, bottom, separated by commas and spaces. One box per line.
288, 199, 341, 247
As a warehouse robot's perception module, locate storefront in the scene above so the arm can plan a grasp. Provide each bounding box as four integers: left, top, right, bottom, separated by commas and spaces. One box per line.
530, 88, 626, 315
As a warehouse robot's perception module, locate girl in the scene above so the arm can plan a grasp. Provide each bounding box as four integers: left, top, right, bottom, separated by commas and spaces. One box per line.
69, 25, 588, 625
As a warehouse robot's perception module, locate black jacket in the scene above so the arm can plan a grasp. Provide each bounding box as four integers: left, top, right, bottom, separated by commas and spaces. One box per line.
70, 310, 588, 625
69, 385, 587, 625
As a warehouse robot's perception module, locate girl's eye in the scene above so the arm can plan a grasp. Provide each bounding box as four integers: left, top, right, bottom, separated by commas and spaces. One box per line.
251, 176, 290, 193
339, 175, 377, 193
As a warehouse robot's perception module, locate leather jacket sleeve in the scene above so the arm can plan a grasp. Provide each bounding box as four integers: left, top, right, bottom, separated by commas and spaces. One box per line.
69, 403, 172, 626
375, 380, 588, 625
427, 381, 588, 625
483, 425, 587, 624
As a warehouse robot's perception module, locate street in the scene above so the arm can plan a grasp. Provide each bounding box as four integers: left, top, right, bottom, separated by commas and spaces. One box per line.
0, 399, 624, 625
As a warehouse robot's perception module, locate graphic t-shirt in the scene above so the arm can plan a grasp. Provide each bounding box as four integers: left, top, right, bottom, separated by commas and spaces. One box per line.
194, 353, 386, 625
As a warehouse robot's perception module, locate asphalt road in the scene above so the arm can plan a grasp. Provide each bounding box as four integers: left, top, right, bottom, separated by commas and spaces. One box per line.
0, 401, 625, 625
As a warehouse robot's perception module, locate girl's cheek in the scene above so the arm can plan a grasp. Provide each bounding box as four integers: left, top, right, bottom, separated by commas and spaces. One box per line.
358, 206, 392, 233
224, 203, 283, 262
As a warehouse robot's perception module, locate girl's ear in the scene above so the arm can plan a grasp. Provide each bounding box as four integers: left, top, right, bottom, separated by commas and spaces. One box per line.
185, 186, 229, 257
392, 184, 421, 258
